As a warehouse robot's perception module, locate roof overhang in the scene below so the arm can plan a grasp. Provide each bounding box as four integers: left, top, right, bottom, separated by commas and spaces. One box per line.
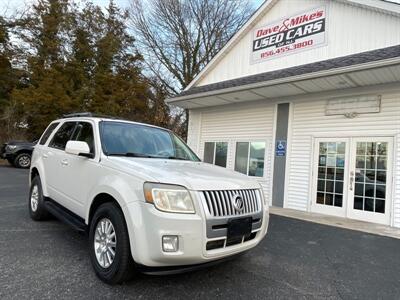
167, 45, 400, 109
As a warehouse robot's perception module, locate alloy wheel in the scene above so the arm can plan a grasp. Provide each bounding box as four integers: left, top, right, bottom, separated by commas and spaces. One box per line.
94, 218, 117, 268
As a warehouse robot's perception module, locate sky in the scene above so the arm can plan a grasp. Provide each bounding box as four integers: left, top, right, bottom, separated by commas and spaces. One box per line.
0, 0, 266, 16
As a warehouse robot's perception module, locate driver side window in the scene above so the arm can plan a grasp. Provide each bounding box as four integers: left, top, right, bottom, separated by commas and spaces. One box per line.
71, 122, 95, 155
49, 122, 77, 150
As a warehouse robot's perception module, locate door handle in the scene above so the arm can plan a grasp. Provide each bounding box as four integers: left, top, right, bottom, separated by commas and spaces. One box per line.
43, 153, 48, 159
349, 171, 354, 191
61, 159, 69, 166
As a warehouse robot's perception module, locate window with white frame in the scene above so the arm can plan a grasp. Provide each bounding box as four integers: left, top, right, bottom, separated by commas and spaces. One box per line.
234, 142, 266, 177
203, 142, 228, 167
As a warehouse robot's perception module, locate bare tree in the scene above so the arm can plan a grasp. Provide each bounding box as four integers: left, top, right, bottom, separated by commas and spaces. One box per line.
129, 0, 255, 95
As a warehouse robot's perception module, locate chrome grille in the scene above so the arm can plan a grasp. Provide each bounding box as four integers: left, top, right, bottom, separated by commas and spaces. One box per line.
202, 189, 260, 217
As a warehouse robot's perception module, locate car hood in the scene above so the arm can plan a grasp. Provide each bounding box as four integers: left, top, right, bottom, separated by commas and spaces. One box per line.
6, 140, 36, 146
105, 157, 261, 191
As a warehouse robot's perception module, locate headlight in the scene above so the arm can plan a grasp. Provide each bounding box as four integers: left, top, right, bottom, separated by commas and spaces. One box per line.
143, 183, 195, 214
6, 145, 17, 151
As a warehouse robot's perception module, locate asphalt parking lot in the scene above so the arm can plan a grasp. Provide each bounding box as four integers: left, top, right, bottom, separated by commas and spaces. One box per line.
0, 165, 400, 299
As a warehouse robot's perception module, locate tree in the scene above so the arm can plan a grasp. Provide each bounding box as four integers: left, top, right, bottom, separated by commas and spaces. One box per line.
129, 0, 255, 137
11, 0, 76, 138
11, 0, 153, 139
0, 14, 24, 141
129, 0, 255, 95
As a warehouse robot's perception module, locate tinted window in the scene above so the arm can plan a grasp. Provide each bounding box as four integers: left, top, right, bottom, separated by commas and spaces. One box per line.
100, 121, 199, 161
215, 142, 228, 167
39, 122, 60, 145
234, 142, 265, 177
203, 142, 228, 167
203, 142, 214, 164
248, 142, 265, 177
235, 142, 249, 174
49, 122, 77, 150
72, 122, 95, 154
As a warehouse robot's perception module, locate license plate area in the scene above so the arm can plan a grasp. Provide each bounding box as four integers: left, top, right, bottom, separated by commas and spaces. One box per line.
227, 217, 252, 239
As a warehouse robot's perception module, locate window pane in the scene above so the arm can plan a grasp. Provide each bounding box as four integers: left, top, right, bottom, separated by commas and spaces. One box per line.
203, 142, 214, 164
316, 192, 324, 204
248, 142, 265, 177
39, 122, 59, 145
215, 142, 228, 167
49, 122, 77, 150
235, 142, 249, 175
73, 122, 95, 154
101, 122, 199, 161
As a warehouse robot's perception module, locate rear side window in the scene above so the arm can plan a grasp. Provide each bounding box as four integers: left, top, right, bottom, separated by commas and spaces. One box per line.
49, 122, 77, 150
39, 122, 60, 145
72, 122, 95, 154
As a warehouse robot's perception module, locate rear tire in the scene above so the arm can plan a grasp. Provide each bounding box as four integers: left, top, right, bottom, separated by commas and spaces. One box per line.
89, 202, 135, 284
29, 176, 51, 220
14, 153, 31, 168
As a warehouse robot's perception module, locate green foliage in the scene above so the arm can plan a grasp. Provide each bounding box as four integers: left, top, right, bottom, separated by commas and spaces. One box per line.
1, 0, 175, 141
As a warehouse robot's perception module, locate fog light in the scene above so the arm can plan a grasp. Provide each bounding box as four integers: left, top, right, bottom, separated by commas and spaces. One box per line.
162, 235, 179, 252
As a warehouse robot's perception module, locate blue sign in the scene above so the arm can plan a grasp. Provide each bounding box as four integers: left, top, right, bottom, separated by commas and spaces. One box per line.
276, 140, 286, 157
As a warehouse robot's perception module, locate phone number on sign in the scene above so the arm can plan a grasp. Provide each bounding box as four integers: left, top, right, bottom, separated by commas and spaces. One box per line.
260, 40, 314, 59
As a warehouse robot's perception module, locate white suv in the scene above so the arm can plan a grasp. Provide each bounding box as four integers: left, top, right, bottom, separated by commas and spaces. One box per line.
29, 113, 269, 284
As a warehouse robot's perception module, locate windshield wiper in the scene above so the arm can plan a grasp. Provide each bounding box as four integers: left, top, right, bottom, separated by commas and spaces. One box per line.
166, 156, 189, 161
106, 152, 156, 158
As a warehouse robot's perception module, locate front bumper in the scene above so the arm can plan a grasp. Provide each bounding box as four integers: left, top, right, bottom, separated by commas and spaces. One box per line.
125, 195, 269, 267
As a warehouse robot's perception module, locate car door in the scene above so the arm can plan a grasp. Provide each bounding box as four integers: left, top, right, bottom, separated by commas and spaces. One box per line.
44, 121, 78, 211
57, 121, 99, 217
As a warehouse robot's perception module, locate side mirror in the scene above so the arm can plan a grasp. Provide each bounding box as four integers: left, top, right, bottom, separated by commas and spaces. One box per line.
65, 141, 94, 158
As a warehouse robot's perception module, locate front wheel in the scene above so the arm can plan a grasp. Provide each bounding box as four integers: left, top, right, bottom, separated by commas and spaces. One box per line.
29, 176, 50, 220
89, 202, 135, 284
14, 153, 31, 168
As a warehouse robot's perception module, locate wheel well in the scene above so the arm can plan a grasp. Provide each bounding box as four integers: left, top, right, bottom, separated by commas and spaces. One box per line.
89, 193, 122, 223
16, 150, 32, 156
31, 167, 39, 182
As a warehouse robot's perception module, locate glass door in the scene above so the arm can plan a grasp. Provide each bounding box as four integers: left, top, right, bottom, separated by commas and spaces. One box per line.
347, 137, 393, 225
311, 138, 350, 217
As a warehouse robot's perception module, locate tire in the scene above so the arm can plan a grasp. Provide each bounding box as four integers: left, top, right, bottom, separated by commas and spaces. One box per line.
14, 153, 31, 168
29, 176, 51, 221
89, 202, 135, 284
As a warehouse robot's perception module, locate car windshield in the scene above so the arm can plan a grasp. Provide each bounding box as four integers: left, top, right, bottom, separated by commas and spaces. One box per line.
100, 121, 200, 161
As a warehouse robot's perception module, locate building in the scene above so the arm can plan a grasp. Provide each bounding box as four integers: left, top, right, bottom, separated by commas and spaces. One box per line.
167, 0, 400, 227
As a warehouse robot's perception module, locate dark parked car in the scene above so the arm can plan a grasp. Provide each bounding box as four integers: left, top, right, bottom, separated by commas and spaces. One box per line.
0, 140, 37, 168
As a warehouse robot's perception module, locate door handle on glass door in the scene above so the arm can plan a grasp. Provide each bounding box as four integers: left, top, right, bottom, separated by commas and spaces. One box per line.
349, 171, 354, 191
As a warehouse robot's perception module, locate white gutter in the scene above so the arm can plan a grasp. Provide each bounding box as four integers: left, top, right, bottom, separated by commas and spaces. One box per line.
167, 57, 400, 104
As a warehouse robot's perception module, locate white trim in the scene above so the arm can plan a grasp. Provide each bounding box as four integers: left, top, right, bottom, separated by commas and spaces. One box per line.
168, 58, 400, 104
283, 102, 293, 210
391, 134, 398, 227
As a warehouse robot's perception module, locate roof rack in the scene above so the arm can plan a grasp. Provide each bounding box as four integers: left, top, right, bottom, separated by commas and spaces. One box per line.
62, 112, 118, 119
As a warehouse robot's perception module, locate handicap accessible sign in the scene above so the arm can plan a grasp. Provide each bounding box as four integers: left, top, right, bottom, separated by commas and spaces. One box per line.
276, 140, 286, 157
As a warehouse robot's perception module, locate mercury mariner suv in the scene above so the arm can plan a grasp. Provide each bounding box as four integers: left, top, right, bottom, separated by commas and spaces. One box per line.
29, 113, 269, 284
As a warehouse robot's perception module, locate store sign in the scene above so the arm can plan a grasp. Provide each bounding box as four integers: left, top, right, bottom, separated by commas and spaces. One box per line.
326, 96, 381, 116
251, 6, 327, 63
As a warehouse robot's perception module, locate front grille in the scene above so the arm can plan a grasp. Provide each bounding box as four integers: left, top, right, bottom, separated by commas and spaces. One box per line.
206, 232, 257, 250
202, 189, 260, 217
0, 144, 6, 156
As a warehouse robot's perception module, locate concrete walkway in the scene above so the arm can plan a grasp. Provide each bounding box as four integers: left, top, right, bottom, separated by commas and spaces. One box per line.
270, 206, 400, 239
